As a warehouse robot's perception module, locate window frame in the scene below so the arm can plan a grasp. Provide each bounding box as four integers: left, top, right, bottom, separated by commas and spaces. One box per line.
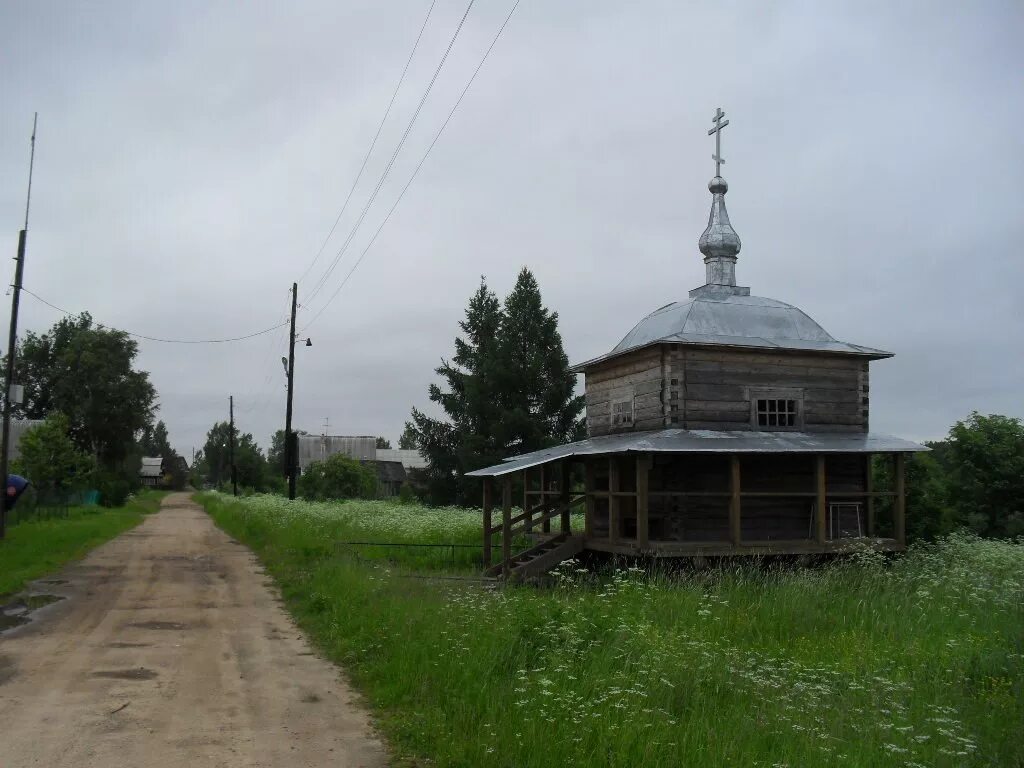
749, 387, 804, 431
611, 395, 634, 428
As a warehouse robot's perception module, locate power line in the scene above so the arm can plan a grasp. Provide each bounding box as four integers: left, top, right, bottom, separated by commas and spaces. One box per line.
303, 0, 477, 306
300, 0, 521, 333
21, 287, 289, 344
296, 0, 438, 287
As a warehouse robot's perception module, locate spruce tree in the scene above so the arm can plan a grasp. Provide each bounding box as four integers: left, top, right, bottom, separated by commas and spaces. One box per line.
409, 271, 584, 505
493, 268, 584, 454
410, 278, 504, 504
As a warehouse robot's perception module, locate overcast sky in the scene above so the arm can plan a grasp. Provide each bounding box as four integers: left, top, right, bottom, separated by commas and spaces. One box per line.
1, 0, 1021, 458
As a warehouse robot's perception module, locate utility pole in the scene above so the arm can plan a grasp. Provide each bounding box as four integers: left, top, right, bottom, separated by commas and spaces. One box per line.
229, 395, 237, 497
284, 282, 298, 500
0, 114, 37, 540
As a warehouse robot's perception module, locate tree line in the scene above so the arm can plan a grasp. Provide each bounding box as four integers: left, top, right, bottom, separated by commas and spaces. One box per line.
7, 313, 165, 504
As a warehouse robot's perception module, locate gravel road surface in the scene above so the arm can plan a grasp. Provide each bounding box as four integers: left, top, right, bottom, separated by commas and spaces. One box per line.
0, 492, 388, 767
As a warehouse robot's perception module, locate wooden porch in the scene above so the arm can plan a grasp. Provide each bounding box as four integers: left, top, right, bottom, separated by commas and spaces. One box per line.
480, 452, 907, 579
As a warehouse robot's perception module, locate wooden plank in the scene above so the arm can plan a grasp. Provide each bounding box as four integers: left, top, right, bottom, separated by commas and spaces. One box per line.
636, 454, 650, 547
683, 348, 864, 370
685, 409, 750, 423
586, 358, 662, 386
541, 464, 550, 534
584, 460, 595, 538
523, 467, 532, 535
895, 453, 906, 547
729, 455, 741, 546
865, 454, 875, 537
633, 391, 663, 410
608, 457, 620, 543
684, 399, 751, 413
815, 455, 827, 544
685, 370, 856, 389
583, 537, 902, 558
560, 460, 571, 534
635, 416, 667, 431
482, 480, 492, 567
684, 360, 859, 378
502, 476, 512, 578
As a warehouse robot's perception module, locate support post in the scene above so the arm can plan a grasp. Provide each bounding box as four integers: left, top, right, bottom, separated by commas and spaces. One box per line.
523, 467, 532, 535
815, 454, 827, 544
284, 282, 298, 500
636, 454, 650, 548
608, 457, 620, 544
865, 453, 875, 537
0, 114, 36, 541
584, 460, 595, 539
541, 464, 550, 534
894, 453, 906, 548
502, 476, 512, 578
482, 480, 492, 568
229, 395, 237, 497
560, 460, 570, 534
729, 454, 741, 546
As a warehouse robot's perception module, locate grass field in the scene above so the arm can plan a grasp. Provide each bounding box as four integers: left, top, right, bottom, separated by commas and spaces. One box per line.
199, 492, 1024, 768
0, 490, 167, 598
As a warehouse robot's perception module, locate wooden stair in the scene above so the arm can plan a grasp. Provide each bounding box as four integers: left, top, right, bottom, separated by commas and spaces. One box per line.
484, 534, 585, 581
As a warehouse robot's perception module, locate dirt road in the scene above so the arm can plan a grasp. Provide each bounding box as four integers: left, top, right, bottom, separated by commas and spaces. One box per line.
0, 493, 388, 767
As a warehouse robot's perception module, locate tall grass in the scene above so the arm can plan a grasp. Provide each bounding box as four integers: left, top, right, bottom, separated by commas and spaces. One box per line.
0, 490, 167, 598
199, 492, 1024, 768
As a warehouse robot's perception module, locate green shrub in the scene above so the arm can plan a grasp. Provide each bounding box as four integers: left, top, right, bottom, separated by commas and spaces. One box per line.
298, 454, 376, 501
96, 470, 132, 507
398, 482, 418, 505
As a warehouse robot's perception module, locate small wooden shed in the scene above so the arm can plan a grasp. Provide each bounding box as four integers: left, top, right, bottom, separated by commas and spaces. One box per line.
468, 109, 927, 579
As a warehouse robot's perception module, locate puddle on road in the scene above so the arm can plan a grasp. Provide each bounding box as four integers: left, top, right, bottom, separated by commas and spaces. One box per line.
107, 641, 152, 648
92, 667, 158, 680
0, 594, 65, 633
127, 618, 188, 630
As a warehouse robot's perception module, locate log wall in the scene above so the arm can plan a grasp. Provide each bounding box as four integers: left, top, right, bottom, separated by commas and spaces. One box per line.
584, 345, 870, 435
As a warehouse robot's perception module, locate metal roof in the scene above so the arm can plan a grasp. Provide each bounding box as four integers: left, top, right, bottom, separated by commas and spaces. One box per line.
572, 294, 892, 371
465, 429, 928, 477
140, 457, 163, 477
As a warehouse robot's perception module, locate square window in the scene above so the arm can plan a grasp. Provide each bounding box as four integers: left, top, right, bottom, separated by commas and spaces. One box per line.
670, 391, 678, 401
755, 396, 801, 430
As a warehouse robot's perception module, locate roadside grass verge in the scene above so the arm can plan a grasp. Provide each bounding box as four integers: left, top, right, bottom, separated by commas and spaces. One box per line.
0, 490, 168, 598
199, 492, 1024, 768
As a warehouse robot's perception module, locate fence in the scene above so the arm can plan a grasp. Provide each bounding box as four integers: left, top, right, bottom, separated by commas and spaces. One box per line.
334, 540, 484, 568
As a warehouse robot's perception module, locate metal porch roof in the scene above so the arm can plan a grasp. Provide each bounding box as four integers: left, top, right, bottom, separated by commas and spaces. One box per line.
465, 429, 928, 477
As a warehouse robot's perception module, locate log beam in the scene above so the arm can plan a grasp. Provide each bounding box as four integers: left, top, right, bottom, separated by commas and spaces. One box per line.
815, 454, 827, 544
729, 454, 741, 546
895, 453, 906, 547
865, 454, 875, 537
502, 475, 513, 578
636, 454, 651, 547
608, 457, 621, 544
560, 460, 571, 534
482, 480, 492, 568
584, 460, 595, 539
541, 464, 550, 534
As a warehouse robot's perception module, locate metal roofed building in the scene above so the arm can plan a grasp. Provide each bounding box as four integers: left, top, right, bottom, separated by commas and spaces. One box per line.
139, 457, 163, 488
468, 108, 928, 580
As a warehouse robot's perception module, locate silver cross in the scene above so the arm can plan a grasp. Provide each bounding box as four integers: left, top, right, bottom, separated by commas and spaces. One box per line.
708, 107, 729, 177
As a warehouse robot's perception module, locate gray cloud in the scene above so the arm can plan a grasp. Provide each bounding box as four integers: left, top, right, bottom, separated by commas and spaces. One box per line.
1, 0, 1021, 457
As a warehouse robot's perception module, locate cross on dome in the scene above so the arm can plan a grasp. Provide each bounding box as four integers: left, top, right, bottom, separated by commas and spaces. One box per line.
708, 107, 729, 177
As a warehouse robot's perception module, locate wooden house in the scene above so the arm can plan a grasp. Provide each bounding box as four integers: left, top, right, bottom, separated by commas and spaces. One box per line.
468, 109, 927, 579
